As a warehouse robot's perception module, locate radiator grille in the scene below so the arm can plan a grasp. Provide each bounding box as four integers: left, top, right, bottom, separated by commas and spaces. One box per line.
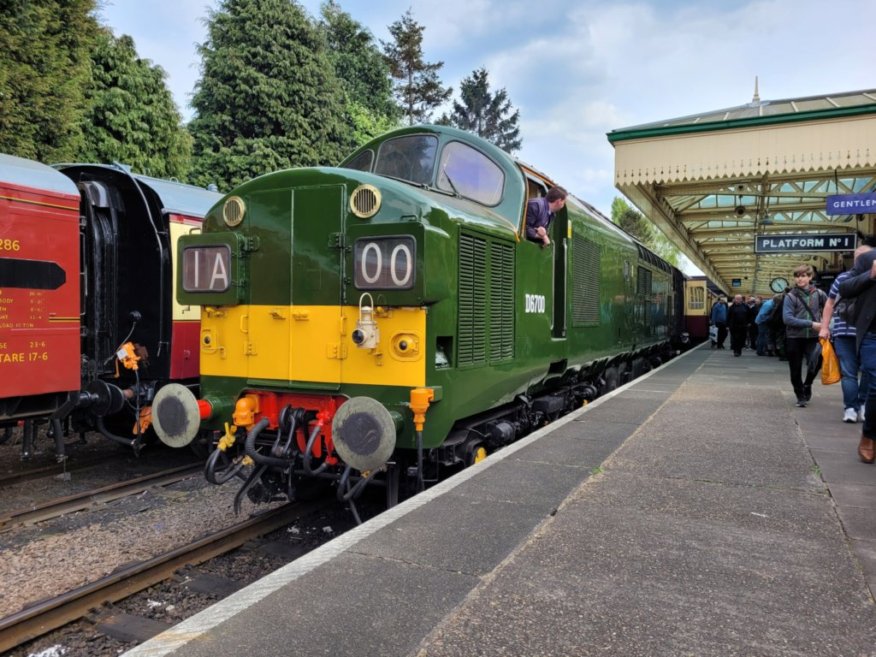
489, 240, 515, 361
572, 234, 600, 326
458, 233, 487, 366
458, 233, 515, 366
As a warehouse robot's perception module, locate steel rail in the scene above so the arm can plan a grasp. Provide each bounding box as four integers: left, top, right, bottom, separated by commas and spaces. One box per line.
0, 463, 203, 531
0, 453, 124, 489
0, 501, 321, 653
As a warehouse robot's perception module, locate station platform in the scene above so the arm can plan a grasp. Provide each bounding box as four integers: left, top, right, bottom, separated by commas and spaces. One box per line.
124, 344, 876, 657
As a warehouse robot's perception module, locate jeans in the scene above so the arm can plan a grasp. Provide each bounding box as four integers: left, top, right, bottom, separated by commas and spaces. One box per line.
832, 335, 870, 410
860, 334, 876, 437
756, 323, 770, 355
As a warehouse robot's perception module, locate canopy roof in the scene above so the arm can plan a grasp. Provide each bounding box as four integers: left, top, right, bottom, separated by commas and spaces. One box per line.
608, 87, 876, 294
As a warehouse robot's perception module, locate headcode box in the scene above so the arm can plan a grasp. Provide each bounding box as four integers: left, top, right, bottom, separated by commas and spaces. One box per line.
755, 234, 855, 253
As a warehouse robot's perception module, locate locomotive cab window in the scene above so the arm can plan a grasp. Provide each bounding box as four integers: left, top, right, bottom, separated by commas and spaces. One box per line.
374, 135, 438, 186
344, 149, 374, 173
436, 142, 504, 206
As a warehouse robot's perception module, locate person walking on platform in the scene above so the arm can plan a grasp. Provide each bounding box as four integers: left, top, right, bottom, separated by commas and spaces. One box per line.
746, 296, 760, 349
710, 296, 728, 349
755, 295, 776, 356
727, 294, 750, 357
838, 247, 876, 463
784, 264, 827, 407
819, 244, 873, 423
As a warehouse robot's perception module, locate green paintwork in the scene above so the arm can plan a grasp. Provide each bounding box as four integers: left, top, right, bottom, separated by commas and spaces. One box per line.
184, 124, 676, 456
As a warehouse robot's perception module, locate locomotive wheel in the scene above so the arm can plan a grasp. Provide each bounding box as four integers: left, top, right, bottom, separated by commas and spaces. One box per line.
602, 366, 619, 393
465, 441, 487, 466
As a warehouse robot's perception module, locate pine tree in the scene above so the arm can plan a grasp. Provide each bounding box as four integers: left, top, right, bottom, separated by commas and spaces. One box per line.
79, 30, 192, 179
382, 10, 451, 126
318, 1, 399, 144
188, 0, 355, 189
611, 197, 680, 266
438, 68, 521, 153
0, 0, 97, 161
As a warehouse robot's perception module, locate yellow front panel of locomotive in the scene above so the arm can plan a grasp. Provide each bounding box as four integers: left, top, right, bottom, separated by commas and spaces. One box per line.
199, 304, 426, 387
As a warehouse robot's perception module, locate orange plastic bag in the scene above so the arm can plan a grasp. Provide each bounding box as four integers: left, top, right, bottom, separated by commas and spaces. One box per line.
820, 338, 841, 385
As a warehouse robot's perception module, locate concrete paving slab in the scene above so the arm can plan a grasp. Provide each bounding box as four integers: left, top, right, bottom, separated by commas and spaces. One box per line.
608, 399, 821, 492
351, 493, 550, 576
506, 431, 621, 468
809, 447, 876, 486
827, 481, 876, 508
836, 504, 876, 541
446, 458, 589, 511
176, 551, 479, 657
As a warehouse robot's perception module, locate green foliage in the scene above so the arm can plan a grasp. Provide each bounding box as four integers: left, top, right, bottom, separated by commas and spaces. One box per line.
611, 197, 680, 267
382, 9, 452, 126
0, 0, 97, 161
438, 68, 521, 153
319, 1, 398, 121
348, 100, 398, 147
188, 0, 355, 189
317, 1, 399, 146
79, 30, 191, 179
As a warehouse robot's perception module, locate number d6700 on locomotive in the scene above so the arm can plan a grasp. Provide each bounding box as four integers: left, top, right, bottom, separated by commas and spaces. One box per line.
152, 125, 684, 513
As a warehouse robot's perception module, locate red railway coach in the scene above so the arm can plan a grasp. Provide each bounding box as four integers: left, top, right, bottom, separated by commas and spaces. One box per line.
0, 155, 222, 458
0, 155, 81, 419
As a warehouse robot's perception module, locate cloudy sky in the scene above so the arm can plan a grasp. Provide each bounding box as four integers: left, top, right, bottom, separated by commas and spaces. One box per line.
98, 0, 875, 218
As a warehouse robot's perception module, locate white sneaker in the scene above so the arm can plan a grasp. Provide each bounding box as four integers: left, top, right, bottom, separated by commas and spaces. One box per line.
843, 408, 858, 423
860, 405, 866, 422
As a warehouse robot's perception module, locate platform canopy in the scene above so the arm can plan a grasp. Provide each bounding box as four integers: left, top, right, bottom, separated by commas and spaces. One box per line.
608, 87, 876, 296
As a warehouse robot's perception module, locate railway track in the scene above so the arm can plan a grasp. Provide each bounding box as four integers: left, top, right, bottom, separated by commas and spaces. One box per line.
0, 463, 203, 532
0, 500, 325, 653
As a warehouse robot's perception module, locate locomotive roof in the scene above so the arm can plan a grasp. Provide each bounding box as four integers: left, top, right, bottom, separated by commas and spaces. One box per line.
0, 153, 80, 198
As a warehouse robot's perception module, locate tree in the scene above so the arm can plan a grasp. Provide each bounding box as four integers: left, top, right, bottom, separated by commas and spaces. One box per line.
79, 30, 191, 179
611, 197, 680, 267
382, 9, 451, 126
318, 0, 399, 145
0, 0, 97, 162
438, 68, 521, 153
188, 0, 355, 189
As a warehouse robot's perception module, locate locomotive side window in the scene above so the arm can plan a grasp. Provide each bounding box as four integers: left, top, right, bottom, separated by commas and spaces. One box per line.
354, 236, 416, 290
344, 149, 374, 172
182, 245, 231, 292
436, 142, 504, 206
374, 135, 437, 185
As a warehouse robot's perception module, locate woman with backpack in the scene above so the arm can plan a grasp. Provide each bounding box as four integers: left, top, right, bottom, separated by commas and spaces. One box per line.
783, 264, 828, 407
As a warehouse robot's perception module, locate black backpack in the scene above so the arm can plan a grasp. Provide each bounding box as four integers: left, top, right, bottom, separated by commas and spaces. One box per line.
834, 296, 857, 325
768, 297, 785, 329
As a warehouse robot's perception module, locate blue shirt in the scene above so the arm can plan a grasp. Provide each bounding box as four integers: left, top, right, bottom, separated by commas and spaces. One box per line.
755, 299, 775, 324
525, 197, 553, 242
710, 302, 728, 324
828, 271, 855, 337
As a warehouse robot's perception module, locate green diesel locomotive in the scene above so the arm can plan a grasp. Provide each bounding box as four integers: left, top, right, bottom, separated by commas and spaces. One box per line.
152, 125, 681, 511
